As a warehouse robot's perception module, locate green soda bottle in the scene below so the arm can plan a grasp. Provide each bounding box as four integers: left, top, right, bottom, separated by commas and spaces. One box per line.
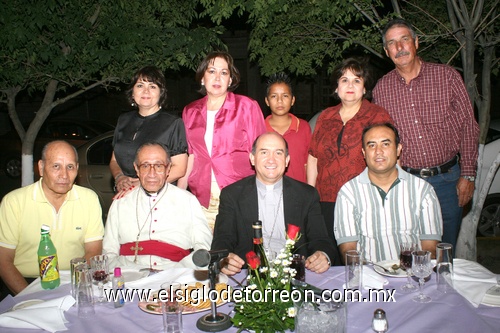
38, 224, 60, 289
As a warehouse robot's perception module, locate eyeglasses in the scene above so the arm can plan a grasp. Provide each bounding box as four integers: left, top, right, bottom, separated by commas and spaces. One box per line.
138, 163, 169, 174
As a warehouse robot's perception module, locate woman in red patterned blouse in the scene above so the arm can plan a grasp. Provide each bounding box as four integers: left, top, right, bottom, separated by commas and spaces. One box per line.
307, 57, 393, 243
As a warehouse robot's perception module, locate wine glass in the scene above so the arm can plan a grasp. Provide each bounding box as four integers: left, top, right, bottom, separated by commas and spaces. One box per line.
411, 250, 433, 303
399, 242, 418, 293
90, 254, 109, 302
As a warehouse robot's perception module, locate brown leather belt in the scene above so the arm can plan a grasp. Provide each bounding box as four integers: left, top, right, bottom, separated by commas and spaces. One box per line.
403, 155, 458, 178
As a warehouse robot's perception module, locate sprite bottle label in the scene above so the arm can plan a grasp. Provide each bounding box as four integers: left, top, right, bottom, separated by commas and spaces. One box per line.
39, 255, 59, 282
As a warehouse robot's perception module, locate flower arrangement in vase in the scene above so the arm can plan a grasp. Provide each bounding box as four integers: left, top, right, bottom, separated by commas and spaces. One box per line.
231, 224, 301, 333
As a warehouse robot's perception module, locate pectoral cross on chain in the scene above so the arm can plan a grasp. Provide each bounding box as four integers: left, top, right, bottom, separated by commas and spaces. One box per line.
131, 240, 143, 263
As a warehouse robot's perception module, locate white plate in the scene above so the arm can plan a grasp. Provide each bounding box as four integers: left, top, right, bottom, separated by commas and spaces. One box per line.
482, 285, 500, 307
372, 260, 407, 278
121, 270, 149, 283
108, 269, 148, 283
138, 280, 230, 315
12, 299, 45, 311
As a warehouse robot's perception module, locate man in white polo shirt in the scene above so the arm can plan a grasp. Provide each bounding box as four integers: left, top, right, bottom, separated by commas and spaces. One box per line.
334, 123, 442, 263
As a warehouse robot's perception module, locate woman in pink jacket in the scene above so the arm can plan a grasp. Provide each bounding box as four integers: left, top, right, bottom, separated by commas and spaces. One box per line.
178, 51, 266, 230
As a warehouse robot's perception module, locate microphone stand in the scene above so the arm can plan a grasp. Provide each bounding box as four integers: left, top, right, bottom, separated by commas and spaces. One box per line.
196, 260, 232, 332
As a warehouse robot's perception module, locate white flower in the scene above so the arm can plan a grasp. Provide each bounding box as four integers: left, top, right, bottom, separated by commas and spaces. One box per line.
248, 284, 257, 290
281, 278, 287, 284
240, 305, 244, 310
260, 266, 269, 273
283, 267, 290, 273
287, 307, 297, 317
282, 259, 290, 266
286, 239, 295, 246
277, 252, 287, 259
270, 270, 278, 278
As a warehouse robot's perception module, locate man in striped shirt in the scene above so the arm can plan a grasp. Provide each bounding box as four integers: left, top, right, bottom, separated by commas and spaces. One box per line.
334, 123, 442, 263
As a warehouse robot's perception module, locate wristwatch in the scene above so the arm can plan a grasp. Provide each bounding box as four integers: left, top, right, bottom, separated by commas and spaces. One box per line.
462, 176, 475, 182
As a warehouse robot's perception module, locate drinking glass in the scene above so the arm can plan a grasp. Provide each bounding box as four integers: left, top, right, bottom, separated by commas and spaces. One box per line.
76, 263, 95, 318
290, 254, 306, 284
70, 257, 86, 298
399, 242, 418, 293
159, 282, 183, 333
436, 243, 454, 293
90, 254, 109, 303
411, 250, 433, 303
345, 250, 363, 290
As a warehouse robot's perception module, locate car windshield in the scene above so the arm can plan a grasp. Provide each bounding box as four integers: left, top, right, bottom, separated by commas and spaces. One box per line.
486, 126, 500, 144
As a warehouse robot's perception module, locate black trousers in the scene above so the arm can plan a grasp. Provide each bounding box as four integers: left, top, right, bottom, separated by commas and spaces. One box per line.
320, 201, 341, 266
0, 277, 37, 301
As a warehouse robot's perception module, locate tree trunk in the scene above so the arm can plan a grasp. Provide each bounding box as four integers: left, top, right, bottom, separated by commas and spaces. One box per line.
21, 80, 59, 186
457, 147, 500, 259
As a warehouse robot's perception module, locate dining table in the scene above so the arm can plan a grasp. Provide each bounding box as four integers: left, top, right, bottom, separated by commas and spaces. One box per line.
0, 260, 499, 333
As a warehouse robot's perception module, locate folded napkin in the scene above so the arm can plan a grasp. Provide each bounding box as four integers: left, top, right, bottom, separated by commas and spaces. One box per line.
363, 266, 389, 290
452, 259, 498, 307
125, 267, 200, 290
17, 271, 72, 298
0, 295, 75, 332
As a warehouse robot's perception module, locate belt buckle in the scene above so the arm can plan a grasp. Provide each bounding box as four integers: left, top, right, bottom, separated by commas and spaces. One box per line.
419, 168, 433, 178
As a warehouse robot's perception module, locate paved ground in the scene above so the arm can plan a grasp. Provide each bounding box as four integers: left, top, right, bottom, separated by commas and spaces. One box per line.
0, 171, 498, 273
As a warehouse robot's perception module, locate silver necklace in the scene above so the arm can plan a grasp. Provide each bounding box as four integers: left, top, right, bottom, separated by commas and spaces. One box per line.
132, 185, 168, 263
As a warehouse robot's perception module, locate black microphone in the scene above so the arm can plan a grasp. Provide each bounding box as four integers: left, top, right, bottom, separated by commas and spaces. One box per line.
194, 249, 232, 331
192, 249, 229, 267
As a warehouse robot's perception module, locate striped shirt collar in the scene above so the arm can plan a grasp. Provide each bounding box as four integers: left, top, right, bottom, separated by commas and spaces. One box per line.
359, 164, 409, 184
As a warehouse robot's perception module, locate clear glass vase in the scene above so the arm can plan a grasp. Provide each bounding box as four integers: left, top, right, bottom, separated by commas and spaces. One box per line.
295, 298, 346, 333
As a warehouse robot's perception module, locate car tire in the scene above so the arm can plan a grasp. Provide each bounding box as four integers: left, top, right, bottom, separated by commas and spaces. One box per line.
4, 156, 21, 179
478, 194, 500, 237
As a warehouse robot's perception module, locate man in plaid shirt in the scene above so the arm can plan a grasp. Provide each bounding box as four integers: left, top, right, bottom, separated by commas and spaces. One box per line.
372, 18, 479, 251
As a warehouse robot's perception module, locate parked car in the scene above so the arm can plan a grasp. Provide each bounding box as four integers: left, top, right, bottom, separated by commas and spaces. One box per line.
0, 119, 115, 178
478, 120, 500, 237
76, 131, 115, 221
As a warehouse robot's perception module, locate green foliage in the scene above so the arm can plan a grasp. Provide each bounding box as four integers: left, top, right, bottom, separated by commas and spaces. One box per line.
201, 0, 387, 76
0, 0, 225, 95
201, 0, 498, 81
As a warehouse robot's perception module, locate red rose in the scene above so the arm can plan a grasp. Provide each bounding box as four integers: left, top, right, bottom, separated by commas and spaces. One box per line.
287, 224, 300, 240
246, 251, 261, 270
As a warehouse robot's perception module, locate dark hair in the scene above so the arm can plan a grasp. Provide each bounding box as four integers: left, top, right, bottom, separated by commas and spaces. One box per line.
361, 122, 401, 147
382, 18, 417, 47
41, 140, 78, 163
195, 51, 240, 95
134, 142, 171, 165
251, 132, 289, 156
331, 57, 373, 100
266, 72, 293, 96
126, 66, 168, 108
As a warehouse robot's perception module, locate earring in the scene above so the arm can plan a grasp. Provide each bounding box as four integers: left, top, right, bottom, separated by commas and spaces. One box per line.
131, 102, 136, 107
